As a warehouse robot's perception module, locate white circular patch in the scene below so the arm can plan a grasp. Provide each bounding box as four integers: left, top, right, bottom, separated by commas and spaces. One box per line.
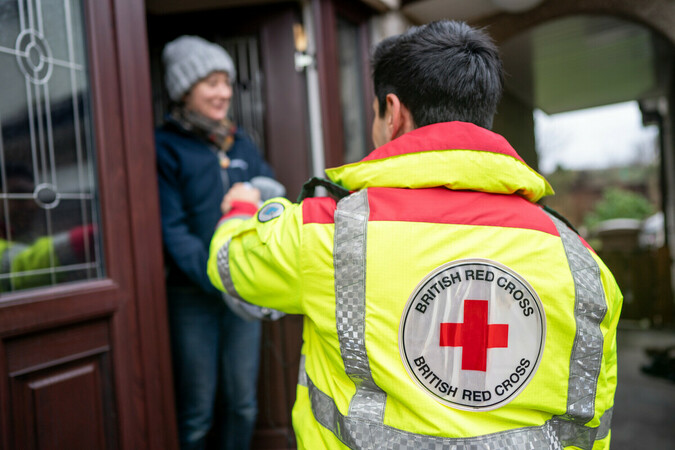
399, 258, 545, 411
257, 202, 284, 223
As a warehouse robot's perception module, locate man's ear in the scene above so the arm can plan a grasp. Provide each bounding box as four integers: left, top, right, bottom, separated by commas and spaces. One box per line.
385, 93, 415, 141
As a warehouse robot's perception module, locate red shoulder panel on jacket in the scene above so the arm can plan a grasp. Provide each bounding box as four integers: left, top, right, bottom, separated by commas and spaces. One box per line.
367, 187, 559, 236
303, 197, 338, 224
302, 188, 596, 251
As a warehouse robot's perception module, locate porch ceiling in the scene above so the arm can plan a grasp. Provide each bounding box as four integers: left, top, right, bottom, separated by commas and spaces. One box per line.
400, 0, 671, 114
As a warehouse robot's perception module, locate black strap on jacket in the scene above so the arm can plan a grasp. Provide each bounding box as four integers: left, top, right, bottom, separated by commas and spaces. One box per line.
297, 177, 350, 202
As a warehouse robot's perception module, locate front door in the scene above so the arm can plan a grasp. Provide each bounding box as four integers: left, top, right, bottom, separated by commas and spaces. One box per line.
0, 0, 177, 448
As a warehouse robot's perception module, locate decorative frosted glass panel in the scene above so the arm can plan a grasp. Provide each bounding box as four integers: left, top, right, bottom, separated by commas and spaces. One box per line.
0, 0, 102, 293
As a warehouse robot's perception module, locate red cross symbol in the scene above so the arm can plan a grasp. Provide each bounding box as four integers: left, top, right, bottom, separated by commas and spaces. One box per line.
440, 299, 509, 372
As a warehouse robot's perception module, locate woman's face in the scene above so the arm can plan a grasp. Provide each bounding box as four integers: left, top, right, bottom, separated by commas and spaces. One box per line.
183, 71, 232, 122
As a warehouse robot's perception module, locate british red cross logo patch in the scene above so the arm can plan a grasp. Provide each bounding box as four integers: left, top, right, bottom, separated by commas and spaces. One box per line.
440, 299, 509, 372
399, 259, 546, 411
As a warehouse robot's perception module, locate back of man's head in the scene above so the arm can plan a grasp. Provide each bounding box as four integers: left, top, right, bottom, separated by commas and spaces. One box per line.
372, 20, 503, 130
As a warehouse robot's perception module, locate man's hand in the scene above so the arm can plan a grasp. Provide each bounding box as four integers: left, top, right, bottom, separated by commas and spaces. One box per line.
221, 182, 261, 214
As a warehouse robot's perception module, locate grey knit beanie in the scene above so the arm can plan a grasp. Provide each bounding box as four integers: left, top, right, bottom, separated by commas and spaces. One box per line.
162, 35, 236, 102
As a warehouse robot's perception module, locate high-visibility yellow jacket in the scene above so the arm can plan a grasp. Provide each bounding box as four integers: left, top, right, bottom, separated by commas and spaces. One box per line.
208, 122, 622, 450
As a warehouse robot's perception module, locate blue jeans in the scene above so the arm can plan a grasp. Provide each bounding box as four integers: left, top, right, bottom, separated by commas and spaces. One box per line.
167, 286, 262, 450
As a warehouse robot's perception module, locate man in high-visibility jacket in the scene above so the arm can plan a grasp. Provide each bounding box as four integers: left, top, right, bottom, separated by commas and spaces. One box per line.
207, 20, 622, 449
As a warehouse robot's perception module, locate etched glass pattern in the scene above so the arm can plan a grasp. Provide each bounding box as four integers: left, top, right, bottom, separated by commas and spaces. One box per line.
0, 0, 102, 293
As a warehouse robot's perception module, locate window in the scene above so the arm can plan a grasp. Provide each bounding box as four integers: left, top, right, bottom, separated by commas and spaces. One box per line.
0, 0, 102, 293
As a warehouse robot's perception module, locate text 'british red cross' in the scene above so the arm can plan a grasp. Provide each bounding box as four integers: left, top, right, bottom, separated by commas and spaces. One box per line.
440, 299, 509, 372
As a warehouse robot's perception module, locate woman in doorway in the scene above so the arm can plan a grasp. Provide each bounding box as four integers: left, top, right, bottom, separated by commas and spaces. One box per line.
155, 35, 283, 450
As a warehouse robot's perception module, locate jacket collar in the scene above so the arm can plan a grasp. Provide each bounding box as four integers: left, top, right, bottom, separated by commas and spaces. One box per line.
325, 121, 553, 202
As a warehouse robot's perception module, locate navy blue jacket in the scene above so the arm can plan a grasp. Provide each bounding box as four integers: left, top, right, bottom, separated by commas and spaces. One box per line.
156, 120, 275, 294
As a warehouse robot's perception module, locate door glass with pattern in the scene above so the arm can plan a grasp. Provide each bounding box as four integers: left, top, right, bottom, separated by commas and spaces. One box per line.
0, 0, 103, 293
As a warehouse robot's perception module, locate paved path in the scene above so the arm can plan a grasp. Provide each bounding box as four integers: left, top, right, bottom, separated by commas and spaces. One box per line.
611, 326, 675, 449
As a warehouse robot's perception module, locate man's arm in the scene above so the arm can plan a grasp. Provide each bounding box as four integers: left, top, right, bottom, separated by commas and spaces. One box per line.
207, 193, 304, 315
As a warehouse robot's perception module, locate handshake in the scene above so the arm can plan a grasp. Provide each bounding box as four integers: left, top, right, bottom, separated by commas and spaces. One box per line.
218, 176, 287, 321
221, 176, 286, 214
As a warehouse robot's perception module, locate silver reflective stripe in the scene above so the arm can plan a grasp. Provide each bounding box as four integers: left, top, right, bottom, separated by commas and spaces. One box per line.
334, 190, 386, 422
298, 353, 307, 387
546, 212, 610, 449
307, 373, 562, 450
596, 406, 612, 440
306, 369, 612, 450
552, 409, 613, 449
552, 214, 608, 421
216, 238, 240, 298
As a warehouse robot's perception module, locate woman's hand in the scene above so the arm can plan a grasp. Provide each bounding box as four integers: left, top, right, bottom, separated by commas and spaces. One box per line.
221, 182, 261, 214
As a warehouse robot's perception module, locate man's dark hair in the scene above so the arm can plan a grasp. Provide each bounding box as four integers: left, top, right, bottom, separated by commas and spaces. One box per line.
372, 20, 503, 129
